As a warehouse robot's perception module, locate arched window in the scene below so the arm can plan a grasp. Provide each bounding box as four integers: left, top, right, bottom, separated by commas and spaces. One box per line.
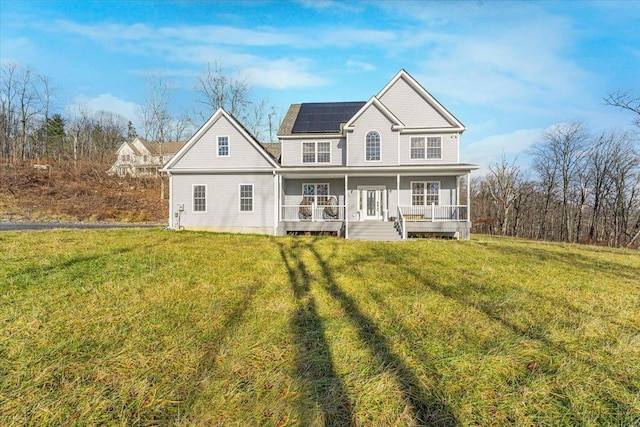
365, 131, 381, 161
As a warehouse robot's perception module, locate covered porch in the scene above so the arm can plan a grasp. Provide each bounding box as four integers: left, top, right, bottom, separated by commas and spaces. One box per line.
276, 167, 473, 240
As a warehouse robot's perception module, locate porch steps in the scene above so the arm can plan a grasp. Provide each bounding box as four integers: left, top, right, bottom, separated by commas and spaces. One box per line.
348, 221, 402, 241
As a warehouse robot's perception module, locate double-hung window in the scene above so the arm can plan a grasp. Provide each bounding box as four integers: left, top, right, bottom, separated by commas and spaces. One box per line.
411, 181, 440, 206
302, 142, 330, 163
426, 137, 442, 159
303, 183, 329, 205
410, 137, 425, 159
193, 184, 206, 212
217, 136, 229, 157
239, 184, 253, 212
411, 136, 441, 159
365, 131, 381, 161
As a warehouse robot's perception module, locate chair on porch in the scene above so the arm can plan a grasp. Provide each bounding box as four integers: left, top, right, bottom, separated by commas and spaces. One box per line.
299, 197, 312, 220
323, 196, 339, 219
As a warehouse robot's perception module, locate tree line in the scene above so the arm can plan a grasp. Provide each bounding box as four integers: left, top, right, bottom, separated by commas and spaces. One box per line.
1, 62, 278, 164
472, 103, 640, 247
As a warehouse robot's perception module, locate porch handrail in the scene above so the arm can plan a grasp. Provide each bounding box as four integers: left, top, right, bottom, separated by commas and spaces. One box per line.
397, 204, 468, 222
397, 206, 407, 239
281, 203, 345, 222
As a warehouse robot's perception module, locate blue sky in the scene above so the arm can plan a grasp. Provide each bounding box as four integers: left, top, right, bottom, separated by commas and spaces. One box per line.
1, 0, 639, 171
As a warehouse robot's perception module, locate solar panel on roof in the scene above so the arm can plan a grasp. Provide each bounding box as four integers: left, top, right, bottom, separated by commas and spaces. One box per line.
291, 102, 365, 133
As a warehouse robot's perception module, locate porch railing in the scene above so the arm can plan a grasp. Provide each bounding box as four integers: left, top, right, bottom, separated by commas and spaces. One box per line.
398, 205, 468, 222
397, 206, 407, 239
281, 204, 345, 222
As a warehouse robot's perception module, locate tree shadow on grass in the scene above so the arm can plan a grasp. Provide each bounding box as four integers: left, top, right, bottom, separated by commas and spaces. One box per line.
364, 244, 640, 406
7, 245, 138, 290
305, 239, 458, 426
278, 240, 354, 426
174, 279, 263, 420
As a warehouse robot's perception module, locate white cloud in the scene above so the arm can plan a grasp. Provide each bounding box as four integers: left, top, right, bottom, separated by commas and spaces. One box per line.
242, 59, 328, 89
346, 60, 375, 72
463, 127, 545, 173
69, 93, 140, 121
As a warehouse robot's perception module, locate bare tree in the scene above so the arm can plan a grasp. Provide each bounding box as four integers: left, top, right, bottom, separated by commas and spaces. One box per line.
139, 74, 174, 143
194, 63, 271, 141
486, 155, 522, 235
531, 122, 589, 241
605, 90, 640, 132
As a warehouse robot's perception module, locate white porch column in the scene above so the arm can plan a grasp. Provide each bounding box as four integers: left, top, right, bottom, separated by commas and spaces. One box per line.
467, 173, 471, 223
168, 173, 173, 228
344, 174, 349, 239
273, 171, 279, 235
396, 174, 400, 213
382, 188, 388, 221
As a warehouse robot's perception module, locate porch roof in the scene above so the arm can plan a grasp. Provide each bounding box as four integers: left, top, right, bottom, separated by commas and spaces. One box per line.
277, 164, 478, 179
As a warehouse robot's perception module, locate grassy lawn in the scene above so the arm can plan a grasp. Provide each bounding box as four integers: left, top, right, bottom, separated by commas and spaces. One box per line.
1, 230, 639, 426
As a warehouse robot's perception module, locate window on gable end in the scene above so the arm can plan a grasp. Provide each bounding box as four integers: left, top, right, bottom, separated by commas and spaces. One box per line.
218, 136, 229, 157
365, 131, 381, 161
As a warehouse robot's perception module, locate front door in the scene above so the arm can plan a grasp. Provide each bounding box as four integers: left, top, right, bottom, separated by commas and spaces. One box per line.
360, 186, 385, 220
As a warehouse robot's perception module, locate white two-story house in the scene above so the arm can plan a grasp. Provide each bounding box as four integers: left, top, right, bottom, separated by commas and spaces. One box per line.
163, 70, 478, 240
109, 137, 186, 178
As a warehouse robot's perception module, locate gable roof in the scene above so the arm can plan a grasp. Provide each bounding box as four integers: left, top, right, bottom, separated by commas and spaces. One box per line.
260, 143, 281, 163
115, 141, 141, 156
163, 108, 280, 170
138, 139, 186, 156
377, 69, 465, 131
343, 96, 405, 131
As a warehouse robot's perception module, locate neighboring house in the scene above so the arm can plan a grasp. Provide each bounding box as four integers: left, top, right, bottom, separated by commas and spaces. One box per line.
109, 137, 186, 177
163, 70, 478, 240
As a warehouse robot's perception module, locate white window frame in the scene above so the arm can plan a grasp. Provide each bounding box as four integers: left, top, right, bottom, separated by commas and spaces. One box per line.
301, 141, 331, 164
239, 184, 253, 212
217, 135, 229, 157
193, 184, 207, 213
411, 181, 440, 206
426, 136, 442, 160
365, 130, 381, 162
302, 183, 330, 205
410, 137, 426, 159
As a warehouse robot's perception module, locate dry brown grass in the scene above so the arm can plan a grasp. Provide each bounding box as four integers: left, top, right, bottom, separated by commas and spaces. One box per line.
0, 160, 167, 222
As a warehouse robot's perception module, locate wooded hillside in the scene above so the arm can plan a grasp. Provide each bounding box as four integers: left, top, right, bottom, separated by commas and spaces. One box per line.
0, 160, 167, 222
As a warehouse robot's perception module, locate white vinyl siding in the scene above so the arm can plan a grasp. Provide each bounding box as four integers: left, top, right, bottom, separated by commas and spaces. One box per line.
302, 141, 331, 163
400, 133, 458, 164
217, 136, 229, 156
281, 138, 344, 167
193, 184, 206, 212
239, 184, 253, 212
365, 130, 381, 161
172, 115, 274, 169
171, 174, 275, 231
347, 104, 398, 166
378, 75, 455, 128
